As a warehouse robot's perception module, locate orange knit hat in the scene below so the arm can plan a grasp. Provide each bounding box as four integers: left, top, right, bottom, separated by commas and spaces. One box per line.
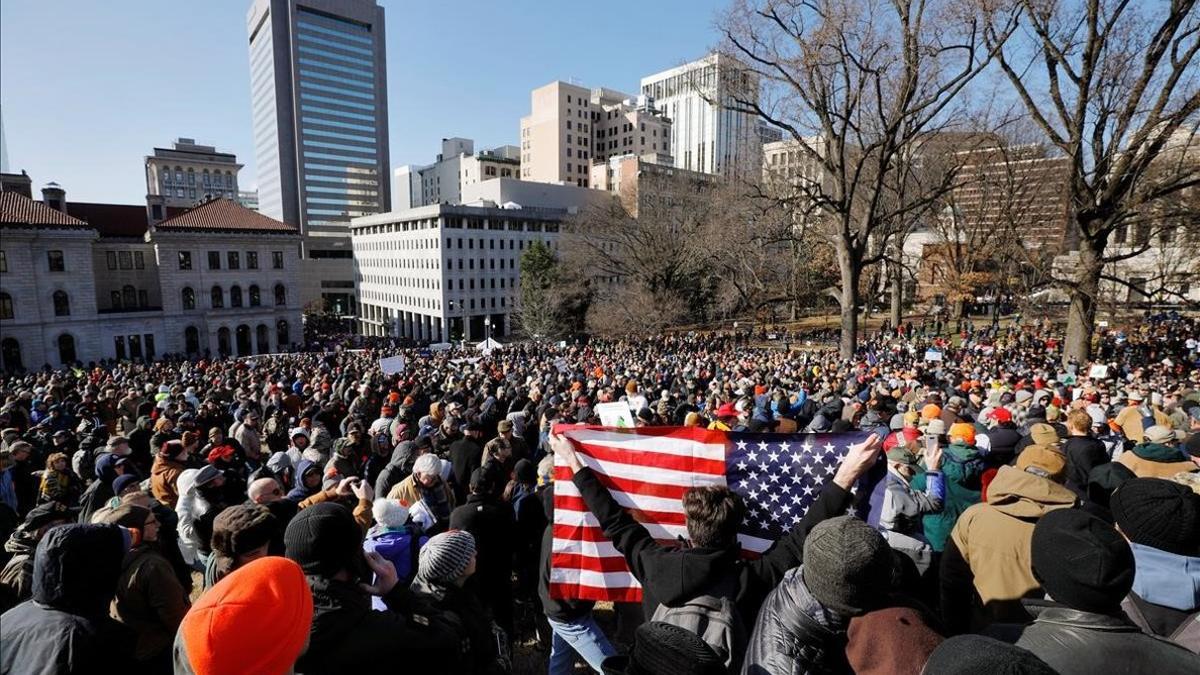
179, 556, 313, 675
920, 404, 942, 421
948, 423, 976, 446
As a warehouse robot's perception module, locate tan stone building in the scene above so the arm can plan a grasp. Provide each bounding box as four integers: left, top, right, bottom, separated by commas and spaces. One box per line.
145, 138, 243, 209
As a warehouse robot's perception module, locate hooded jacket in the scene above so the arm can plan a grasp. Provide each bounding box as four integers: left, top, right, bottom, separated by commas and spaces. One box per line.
1118, 442, 1194, 479
77, 453, 119, 524
1121, 542, 1200, 653
0, 524, 135, 674
151, 453, 186, 508
0, 527, 38, 611
571, 465, 853, 622
373, 441, 417, 499
111, 542, 190, 661
911, 442, 984, 552
941, 466, 1076, 631
288, 459, 323, 502
742, 566, 851, 675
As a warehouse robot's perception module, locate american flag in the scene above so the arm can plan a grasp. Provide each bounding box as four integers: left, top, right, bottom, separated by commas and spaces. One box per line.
549, 425, 877, 602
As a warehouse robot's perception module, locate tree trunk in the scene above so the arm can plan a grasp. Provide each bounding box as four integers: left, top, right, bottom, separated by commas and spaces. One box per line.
1063, 236, 1104, 366
889, 257, 903, 328
838, 244, 860, 359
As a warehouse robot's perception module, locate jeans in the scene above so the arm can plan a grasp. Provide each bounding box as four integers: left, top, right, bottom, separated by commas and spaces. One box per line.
547, 614, 617, 674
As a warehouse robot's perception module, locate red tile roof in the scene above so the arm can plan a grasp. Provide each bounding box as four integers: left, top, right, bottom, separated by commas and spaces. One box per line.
66, 202, 150, 238
155, 197, 298, 234
0, 191, 90, 228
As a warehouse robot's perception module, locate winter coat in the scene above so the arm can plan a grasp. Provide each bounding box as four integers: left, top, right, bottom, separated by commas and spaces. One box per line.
38, 468, 81, 506
450, 493, 515, 628
174, 469, 211, 565
0, 528, 38, 612
1063, 435, 1110, 498
287, 459, 323, 502
879, 468, 944, 572
741, 566, 850, 675
984, 424, 1022, 466
373, 441, 417, 499
388, 474, 456, 513
911, 442, 983, 552
572, 465, 853, 622
992, 601, 1200, 674
111, 543, 190, 662
1118, 442, 1194, 479
1122, 542, 1200, 653
941, 466, 1076, 631
150, 454, 186, 508
410, 577, 499, 674
295, 574, 461, 674
364, 526, 428, 611
0, 524, 135, 674
448, 437, 484, 503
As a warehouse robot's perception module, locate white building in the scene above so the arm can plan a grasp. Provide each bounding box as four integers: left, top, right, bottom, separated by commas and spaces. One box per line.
641, 53, 761, 177
393, 138, 521, 209
352, 179, 612, 342
0, 174, 303, 370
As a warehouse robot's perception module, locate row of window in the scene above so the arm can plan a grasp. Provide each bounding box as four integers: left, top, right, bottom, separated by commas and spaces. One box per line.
0, 291, 70, 319
105, 251, 145, 271
180, 284, 287, 310
178, 250, 285, 271
183, 321, 290, 356
161, 167, 235, 187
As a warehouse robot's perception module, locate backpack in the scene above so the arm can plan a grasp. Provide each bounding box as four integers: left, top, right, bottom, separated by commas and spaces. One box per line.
650, 574, 747, 670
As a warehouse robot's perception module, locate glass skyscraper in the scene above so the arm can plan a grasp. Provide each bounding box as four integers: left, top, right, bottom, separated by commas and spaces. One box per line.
246, 0, 389, 314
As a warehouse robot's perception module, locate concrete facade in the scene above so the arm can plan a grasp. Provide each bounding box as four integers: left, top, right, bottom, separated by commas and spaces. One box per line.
145, 138, 243, 209
394, 138, 521, 210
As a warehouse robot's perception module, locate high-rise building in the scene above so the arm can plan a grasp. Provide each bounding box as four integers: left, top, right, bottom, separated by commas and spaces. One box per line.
145, 138, 243, 209
641, 53, 761, 177
519, 82, 671, 187
394, 138, 521, 210
246, 0, 390, 315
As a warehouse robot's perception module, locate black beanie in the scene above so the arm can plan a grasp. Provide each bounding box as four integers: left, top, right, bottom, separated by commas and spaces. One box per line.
1031, 508, 1134, 614
1111, 478, 1200, 556
924, 635, 1056, 675
284, 502, 364, 577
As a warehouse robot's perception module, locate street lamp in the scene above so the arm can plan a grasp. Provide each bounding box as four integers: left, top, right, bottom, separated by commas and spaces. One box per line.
484, 316, 492, 341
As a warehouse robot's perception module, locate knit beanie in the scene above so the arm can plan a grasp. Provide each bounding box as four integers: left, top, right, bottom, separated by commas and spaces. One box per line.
99, 504, 151, 531
600, 621, 726, 675
416, 530, 475, 584
1016, 444, 1067, 482
1028, 423, 1059, 447
948, 423, 976, 446
178, 557, 313, 675
846, 606, 944, 675
284, 502, 364, 577
1031, 508, 1134, 614
413, 453, 440, 477
1111, 478, 1200, 556
801, 516, 893, 616
371, 499, 410, 530
211, 504, 277, 558
923, 635, 1056, 675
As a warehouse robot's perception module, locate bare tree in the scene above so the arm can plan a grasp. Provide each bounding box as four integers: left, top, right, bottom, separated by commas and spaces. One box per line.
983, 0, 1200, 364
721, 0, 1018, 357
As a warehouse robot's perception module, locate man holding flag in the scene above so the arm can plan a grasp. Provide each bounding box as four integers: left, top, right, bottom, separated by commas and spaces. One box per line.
547, 429, 884, 670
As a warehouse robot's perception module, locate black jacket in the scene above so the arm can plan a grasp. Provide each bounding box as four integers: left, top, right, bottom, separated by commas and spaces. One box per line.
448, 437, 483, 503
1062, 435, 1109, 498
572, 466, 853, 620
742, 567, 851, 675
0, 524, 135, 674
410, 577, 499, 674
987, 601, 1200, 674
985, 425, 1022, 466
295, 575, 460, 674
374, 441, 417, 499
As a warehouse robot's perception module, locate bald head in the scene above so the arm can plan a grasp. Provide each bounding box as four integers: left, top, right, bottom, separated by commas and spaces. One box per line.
248, 477, 284, 504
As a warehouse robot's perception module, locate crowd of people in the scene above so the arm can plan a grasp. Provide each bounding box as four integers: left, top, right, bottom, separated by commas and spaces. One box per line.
0, 313, 1197, 674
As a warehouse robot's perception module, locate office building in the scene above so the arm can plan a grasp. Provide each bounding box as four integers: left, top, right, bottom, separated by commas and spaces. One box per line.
145, 138, 243, 208
0, 173, 302, 370
246, 0, 390, 315
641, 53, 761, 176
519, 82, 671, 187
394, 138, 521, 210
352, 180, 612, 342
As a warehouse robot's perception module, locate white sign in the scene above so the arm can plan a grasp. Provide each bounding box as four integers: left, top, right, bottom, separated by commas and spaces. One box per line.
554, 358, 570, 374
1088, 364, 1109, 379
924, 349, 943, 362
595, 402, 635, 428
379, 356, 406, 375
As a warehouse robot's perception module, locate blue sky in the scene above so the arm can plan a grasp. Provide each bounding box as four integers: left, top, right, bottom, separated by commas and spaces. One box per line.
0, 0, 725, 204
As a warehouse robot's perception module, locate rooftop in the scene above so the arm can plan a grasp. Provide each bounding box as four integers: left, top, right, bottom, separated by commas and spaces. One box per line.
0, 191, 89, 229
66, 202, 150, 238
154, 197, 297, 234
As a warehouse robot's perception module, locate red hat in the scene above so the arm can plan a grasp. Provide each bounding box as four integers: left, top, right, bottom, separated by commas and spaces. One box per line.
988, 408, 1013, 423
207, 445, 235, 464
715, 402, 738, 419
178, 556, 313, 675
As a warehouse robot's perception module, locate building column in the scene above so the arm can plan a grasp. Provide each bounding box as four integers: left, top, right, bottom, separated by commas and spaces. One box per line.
437, 317, 446, 343
424, 315, 433, 343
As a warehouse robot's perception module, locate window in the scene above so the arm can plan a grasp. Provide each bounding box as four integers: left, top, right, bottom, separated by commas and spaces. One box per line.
57, 334, 76, 365
274, 284, 286, 307
182, 287, 195, 310
247, 252, 259, 269
0, 292, 12, 320
0, 250, 5, 273
151, 204, 163, 220
114, 336, 126, 360
138, 290, 148, 307
111, 290, 122, 309
249, 285, 261, 307
144, 334, 155, 359
178, 251, 192, 270
276, 320, 290, 347
208, 252, 221, 270
107, 251, 117, 270
211, 286, 224, 308
272, 251, 284, 269
47, 251, 65, 272
118, 251, 133, 270
52, 290, 70, 316
134, 251, 144, 269
228, 251, 240, 269
230, 285, 243, 308
122, 285, 136, 308
187, 169, 195, 185
184, 326, 199, 354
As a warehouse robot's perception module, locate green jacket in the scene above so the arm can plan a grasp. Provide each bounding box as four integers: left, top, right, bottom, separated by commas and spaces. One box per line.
912, 442, 984, 551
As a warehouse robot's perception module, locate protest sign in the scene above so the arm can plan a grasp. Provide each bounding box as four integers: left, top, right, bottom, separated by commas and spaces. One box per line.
924, 349, 943, 362
1088, 364, 1109, 379
379, 355, 406, 375
595, 402, 635, 428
